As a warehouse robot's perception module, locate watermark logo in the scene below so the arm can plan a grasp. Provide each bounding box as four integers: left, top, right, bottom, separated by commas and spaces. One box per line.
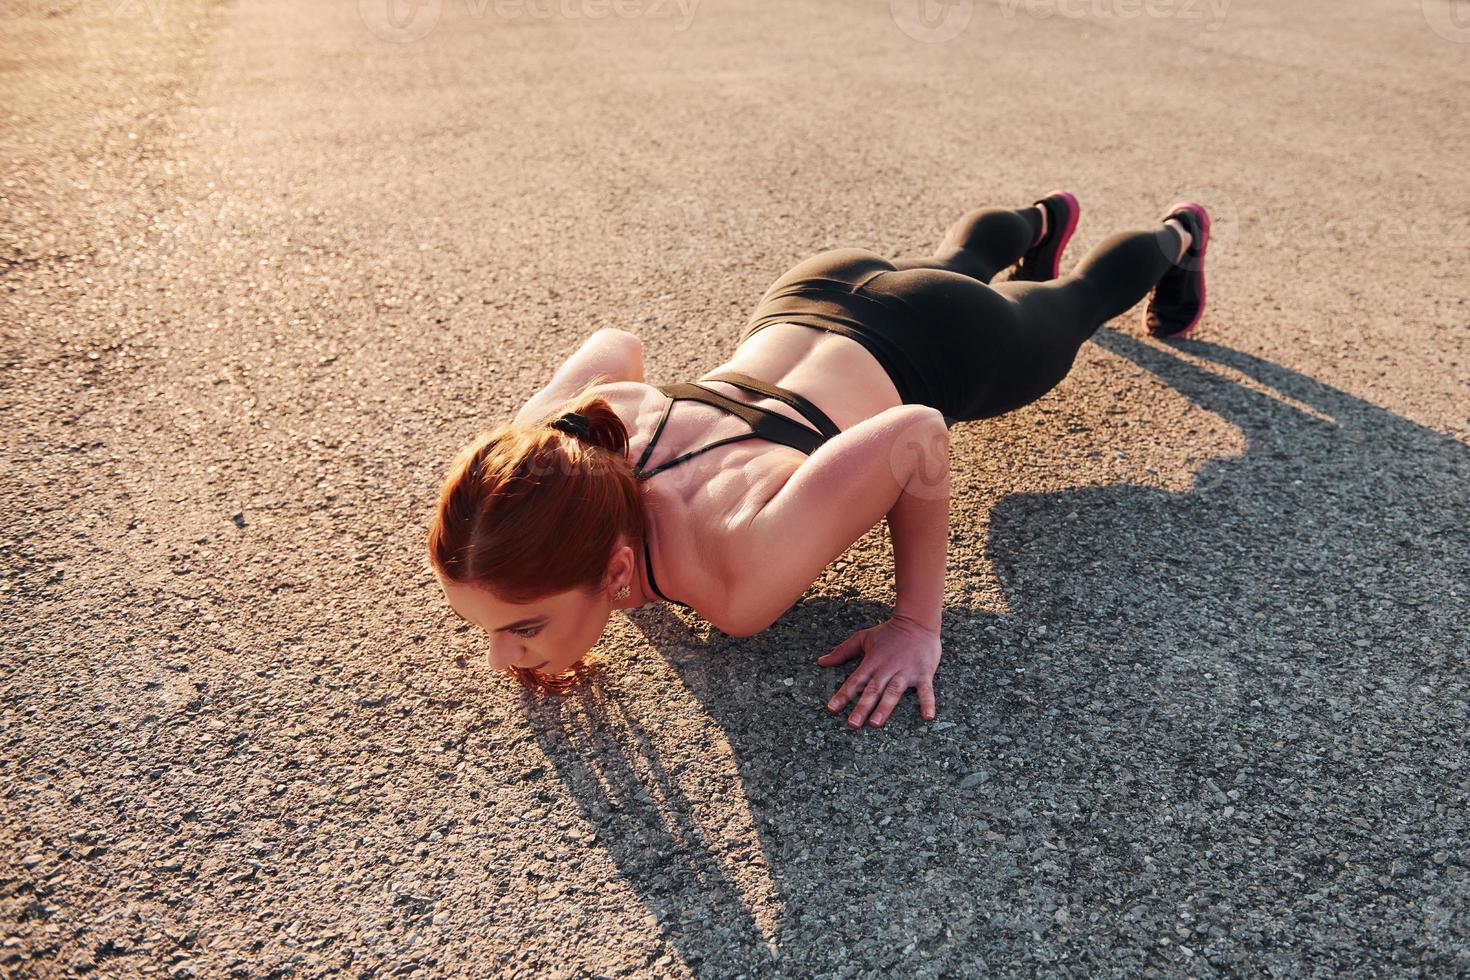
1422, 0, 1470, 43
887, 411, 953, 501
359, 0, 443, 43
890, 0, 974, 43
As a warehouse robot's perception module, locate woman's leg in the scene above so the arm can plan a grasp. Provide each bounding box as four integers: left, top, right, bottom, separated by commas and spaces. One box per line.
890, 206, 1043, 282
746, 204, 1042, 319
967, 224, 1185, 417
858, 222, 1187, 421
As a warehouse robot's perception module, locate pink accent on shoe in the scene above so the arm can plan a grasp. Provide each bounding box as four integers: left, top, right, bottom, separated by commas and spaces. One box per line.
1149, 200, 1211, 340
1041, 189, 1081, 280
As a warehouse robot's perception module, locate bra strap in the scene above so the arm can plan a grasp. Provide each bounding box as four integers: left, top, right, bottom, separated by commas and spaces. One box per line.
662, 381, 829, 455
699, 370, 842, 440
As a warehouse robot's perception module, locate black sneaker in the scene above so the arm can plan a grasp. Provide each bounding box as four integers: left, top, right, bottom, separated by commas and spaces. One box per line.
1143, 201, 1211, 339
1010, 189, 1080, 282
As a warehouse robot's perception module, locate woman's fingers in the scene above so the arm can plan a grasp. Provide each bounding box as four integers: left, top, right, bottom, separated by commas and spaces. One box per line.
817, 637, 858, 667
846, 672, 891, 728
917, 678, 937, 721
827, 666, 870, 712
867, 675, 910, 727
821, 620, 941, 727
816, 630, 865, 667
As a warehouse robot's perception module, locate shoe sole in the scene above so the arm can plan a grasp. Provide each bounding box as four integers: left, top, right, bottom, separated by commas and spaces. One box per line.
1147, 200, 1211, 340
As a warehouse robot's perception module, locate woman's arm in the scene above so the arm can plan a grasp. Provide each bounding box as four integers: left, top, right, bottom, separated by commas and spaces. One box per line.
816, 441, 950, 727
883, 427, 951, 634
719, 404, 951, 637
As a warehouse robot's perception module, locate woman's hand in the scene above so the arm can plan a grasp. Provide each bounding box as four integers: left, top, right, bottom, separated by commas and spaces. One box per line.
817, 614, 940, 728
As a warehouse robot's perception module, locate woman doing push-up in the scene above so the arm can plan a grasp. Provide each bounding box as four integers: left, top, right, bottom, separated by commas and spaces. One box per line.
426, 193, 1212, 728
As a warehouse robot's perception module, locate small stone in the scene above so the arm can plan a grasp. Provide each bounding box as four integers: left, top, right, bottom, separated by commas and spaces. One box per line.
21, 854, 44, 868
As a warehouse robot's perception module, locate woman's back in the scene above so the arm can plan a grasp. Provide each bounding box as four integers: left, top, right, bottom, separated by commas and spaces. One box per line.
704, 322, 904, 433
586, 323, 905, 623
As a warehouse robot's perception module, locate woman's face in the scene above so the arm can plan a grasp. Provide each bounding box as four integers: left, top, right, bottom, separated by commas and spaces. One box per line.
437, 576, 609, 676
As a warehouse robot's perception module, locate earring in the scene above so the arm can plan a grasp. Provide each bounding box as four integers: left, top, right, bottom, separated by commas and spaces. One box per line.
613, 584, 630, 600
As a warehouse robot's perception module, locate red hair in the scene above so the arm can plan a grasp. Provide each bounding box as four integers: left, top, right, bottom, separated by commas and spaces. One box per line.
427, 377, 645, 695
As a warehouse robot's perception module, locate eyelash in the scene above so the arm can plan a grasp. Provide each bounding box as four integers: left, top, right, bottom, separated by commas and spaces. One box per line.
512, 626, 542, 638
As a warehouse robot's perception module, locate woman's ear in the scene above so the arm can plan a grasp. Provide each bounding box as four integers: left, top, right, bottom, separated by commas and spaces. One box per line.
603, 541, 635, 588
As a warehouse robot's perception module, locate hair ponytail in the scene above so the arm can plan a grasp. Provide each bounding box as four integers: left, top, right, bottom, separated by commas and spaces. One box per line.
427, 380, 647, 692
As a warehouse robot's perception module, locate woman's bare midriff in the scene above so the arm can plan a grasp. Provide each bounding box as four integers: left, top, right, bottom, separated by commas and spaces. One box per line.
591, 323, 906, 625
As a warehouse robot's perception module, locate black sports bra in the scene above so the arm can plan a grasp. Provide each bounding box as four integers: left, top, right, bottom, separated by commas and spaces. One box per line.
631, 370, 841, 610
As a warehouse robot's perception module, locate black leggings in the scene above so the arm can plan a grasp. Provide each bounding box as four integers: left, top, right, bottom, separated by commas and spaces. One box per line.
742, 206, 1186, 422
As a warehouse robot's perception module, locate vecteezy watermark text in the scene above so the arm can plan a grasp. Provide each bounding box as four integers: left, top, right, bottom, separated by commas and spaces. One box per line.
891, 0, 1230, 42
359, 0, 699, 43
998, 0, 1230, 24
1, 0, 170, 30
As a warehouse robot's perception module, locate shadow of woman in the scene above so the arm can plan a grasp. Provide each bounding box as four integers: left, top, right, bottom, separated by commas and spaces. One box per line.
1040, 329, 1470, 749
521, 645, 785, 976
528, 331, 1470, 974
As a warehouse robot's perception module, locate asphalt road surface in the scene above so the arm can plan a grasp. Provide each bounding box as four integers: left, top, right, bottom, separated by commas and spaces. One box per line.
3, 0, 1467, 975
